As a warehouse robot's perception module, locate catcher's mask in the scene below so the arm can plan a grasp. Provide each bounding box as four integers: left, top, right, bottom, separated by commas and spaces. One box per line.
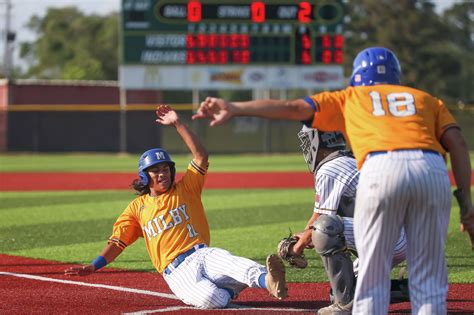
297, 126, 346, 173
138, 148, 176, 185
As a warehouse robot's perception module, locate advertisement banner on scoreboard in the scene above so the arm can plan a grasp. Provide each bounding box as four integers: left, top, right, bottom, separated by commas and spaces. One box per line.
119, 65, 344, 90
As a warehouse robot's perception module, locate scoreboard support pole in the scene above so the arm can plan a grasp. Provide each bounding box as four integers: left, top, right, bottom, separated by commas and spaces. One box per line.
192, 89, 200, 111
191, 88, 201, 138
119, 87, 127, 153
258, 89, 272, 153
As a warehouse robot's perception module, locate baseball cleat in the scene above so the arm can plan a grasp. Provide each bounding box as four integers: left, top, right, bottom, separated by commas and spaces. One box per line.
265, 254, 288, 299
317, 301, 353, 315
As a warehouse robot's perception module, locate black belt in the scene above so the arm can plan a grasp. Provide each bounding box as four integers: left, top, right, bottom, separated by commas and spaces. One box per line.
164, 244, 206, 275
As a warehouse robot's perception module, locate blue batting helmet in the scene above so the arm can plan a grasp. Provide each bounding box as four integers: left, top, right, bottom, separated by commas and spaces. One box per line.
349, 47, 401, 86
138, 148, 176, 185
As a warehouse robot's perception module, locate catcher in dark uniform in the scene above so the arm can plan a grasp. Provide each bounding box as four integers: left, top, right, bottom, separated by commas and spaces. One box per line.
277, 126, 409, 315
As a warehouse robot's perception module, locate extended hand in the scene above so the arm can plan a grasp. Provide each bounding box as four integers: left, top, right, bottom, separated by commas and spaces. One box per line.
64, 264, 95, 276
192, 97, 233, 126
461, 209, 474, 251
294, 229, 314, 249
156, 104, 179, 125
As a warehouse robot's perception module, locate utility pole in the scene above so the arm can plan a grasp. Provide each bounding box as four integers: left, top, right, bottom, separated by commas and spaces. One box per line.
2, 0, 15, 79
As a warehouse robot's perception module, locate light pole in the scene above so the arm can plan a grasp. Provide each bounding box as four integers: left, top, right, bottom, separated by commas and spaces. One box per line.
2, 0, 15, 79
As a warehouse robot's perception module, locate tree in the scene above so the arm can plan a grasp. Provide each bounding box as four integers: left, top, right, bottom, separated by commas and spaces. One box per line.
442, 2, 474, 102
19, 7, 118, 80
344, 0, 465, 101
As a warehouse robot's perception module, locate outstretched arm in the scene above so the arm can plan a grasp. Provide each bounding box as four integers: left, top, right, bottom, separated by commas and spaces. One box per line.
441, 127, 474, 250
192, 97, 315, 126
292, 212, 320, 255
64, 243, 123, 276
156, 105, 208, 166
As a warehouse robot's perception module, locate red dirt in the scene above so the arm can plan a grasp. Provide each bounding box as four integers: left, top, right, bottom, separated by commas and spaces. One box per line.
0, 171, 470, 191
0, 172, 314, 191
1, 254, 473, 314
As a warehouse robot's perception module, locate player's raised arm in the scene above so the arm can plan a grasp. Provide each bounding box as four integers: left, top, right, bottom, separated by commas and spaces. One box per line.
192, 97, 314, 126
156, 104, 208, 166
64, 243, 123, 276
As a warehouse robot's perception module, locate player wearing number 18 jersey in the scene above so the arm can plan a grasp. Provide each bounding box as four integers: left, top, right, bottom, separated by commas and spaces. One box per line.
305, 84, 455, 169
193, 46, 474, 315
304, 76, 458, 315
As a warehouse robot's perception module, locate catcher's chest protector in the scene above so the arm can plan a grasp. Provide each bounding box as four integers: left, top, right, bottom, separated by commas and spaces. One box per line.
315, 150, 356, 218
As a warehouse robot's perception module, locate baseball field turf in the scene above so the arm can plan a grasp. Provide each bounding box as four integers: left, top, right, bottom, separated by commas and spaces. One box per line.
1, 153, 473, 284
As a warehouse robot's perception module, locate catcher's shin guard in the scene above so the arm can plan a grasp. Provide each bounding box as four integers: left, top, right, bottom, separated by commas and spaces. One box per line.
312, 215, 355, 305
321, 253, 355, 306
390, 267, 410, 303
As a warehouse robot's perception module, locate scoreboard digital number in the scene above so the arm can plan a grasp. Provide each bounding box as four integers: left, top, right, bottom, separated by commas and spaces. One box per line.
122, 0, 345, 65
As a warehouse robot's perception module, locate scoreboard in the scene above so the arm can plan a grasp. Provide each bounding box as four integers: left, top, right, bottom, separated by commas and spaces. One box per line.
122, 0, 345, 66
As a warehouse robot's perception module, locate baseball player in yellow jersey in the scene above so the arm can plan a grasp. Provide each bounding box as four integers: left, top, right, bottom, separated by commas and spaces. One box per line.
192, 47, 474, 314
65, 105, 287, 309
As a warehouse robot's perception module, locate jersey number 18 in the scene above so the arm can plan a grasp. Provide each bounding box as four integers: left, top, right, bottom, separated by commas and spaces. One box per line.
369, 91, 416, 117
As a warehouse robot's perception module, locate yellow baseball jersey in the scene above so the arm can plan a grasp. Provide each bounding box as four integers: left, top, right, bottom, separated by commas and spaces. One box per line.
108, 160, 210, 274
305, 85, 457, 169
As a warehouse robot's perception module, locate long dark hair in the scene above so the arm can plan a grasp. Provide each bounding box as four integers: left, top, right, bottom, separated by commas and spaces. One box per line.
130, 162, 177, 196
130, 178, 150, 196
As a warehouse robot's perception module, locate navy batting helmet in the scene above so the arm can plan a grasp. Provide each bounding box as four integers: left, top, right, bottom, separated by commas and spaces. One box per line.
138, 148, 176, 185
350, 47, 401, 86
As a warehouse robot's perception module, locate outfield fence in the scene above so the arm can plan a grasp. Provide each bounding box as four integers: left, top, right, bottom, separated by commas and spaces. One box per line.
2, 103, 473, 154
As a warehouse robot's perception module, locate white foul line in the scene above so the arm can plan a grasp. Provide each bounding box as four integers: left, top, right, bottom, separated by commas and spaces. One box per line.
0, 271, 179, 300
1, 271, 315, 313
124, 304, 315, 314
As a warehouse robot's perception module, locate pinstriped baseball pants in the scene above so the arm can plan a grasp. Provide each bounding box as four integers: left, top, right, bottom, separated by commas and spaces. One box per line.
353, 150, 451, 315
163, 247, 266, 308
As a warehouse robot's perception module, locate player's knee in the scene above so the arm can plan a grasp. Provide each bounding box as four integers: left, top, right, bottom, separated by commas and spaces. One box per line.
194, 289, 231, 309
312, 215, 347, 256
392, 231, 408, 266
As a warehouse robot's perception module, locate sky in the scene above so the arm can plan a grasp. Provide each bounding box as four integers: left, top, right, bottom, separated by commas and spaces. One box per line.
0, 0, 465, 72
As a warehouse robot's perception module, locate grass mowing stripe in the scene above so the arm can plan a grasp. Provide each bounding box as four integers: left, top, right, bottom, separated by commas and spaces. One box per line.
0, 153, 308, 172
1, 153, 473, 172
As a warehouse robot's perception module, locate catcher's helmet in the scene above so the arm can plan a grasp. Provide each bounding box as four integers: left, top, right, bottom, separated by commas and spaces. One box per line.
138, 148, 176, 185
298, 125, 346, 173
350, 47, 401, 86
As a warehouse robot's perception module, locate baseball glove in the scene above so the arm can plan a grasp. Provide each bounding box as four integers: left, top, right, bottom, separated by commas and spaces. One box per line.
277, 234, 308, 269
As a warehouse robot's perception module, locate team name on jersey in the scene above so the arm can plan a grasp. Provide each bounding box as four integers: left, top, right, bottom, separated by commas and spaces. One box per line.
142, 204, 194, 240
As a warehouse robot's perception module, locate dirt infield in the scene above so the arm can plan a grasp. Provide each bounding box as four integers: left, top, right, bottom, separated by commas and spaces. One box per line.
1, 254, 473, 314
0, 172, 314, 191
0, 171, 471, 191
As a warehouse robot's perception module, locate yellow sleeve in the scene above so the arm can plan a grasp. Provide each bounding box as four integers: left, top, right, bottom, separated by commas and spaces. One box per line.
178, 160, 209, 195
435, 98, 458, 140
108, 200, 143, 250
307, 90, 347, 133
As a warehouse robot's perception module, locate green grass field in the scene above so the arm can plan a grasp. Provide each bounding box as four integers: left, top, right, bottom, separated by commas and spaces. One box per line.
1, 152, 473, 172
0, 153, 308, 172
1, 153, 473, 283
